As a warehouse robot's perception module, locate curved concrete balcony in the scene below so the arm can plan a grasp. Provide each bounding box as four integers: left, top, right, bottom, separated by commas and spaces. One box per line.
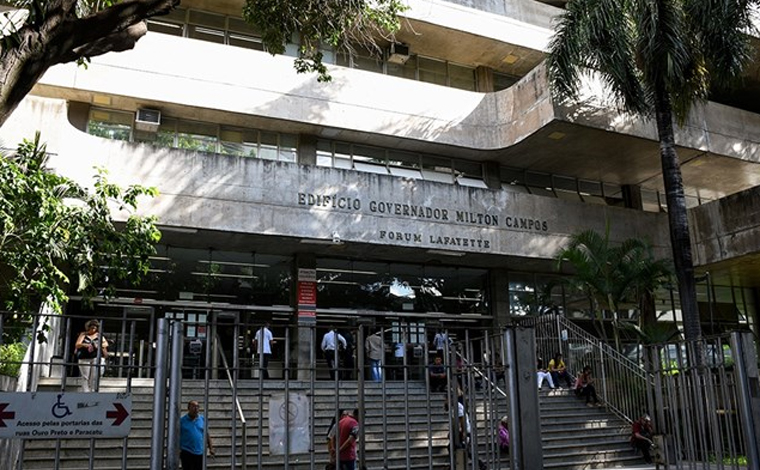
28, 27, 760, 201
1, 96, 671, 268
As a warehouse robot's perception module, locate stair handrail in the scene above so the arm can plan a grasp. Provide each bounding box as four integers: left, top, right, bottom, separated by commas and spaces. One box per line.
454, 349, 508, 399
214, 336, 247, 467
531, 313, 653, 424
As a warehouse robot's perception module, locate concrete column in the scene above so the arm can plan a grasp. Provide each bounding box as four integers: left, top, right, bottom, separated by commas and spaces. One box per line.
298, 134, 318, 166
67, 101, 90, 132
294, 253, 317, 380
483, 161, 502, 190
622, 184, 644, 210
475, 66, 494, 92
490, 269, 510, 328
506, 325, 543, 470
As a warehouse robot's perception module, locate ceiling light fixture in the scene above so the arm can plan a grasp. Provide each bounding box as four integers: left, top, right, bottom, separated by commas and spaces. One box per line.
426, 249, 466, 257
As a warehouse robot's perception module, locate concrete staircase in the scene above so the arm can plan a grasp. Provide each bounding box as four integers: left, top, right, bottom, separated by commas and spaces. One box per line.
22, 378, 647, 469
24, 378, 451, 470
539, 387, 644, 469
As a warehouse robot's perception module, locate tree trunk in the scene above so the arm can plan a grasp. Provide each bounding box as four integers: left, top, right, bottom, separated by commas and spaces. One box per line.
0, 0, 179, 126
653, 88, 701, 342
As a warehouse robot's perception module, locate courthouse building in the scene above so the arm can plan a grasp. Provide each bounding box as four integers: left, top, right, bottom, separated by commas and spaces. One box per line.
2, 0, 760, 370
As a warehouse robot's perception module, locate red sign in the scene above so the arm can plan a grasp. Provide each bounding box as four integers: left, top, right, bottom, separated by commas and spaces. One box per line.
297, 281, 317, 306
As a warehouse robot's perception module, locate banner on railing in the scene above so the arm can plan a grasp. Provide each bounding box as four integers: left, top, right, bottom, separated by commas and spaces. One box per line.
269, 393, 310, 454
0, 392, 131, 439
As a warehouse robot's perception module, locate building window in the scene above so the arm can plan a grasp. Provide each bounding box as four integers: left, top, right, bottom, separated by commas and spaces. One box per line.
87, 109, 132, 141
87, 108, 298, 162
315, 139, 485, 186
147, 7, 480, 92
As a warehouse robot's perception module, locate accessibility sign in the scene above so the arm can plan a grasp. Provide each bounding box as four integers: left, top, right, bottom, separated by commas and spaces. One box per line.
0, 392, 131, 439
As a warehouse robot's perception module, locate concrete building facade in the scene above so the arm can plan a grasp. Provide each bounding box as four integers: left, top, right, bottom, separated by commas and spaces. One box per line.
2, 0, 760, 362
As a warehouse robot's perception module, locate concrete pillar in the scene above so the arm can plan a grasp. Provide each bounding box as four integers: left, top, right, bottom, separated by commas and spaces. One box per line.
298, 134, 318, 166
294, 253, 317, 380
622, 184, 644, 210
483, 161, 502, 190
490, 269, 510, 328
505, 325, 543, 470
67, 101, 90, 132
475, 66, 494, 92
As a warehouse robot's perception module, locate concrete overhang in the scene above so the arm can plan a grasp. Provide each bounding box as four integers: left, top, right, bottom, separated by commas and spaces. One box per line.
0, 96, 672, 274
29, 30, 760, 202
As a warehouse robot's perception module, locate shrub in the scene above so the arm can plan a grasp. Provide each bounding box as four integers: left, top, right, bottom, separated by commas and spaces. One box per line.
0, 342, 26, 377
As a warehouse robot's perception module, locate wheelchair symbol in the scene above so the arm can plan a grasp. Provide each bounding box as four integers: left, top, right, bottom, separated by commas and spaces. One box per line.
51, 394, 72, 418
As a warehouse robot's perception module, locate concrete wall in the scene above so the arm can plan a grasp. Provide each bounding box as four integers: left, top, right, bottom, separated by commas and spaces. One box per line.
0, 96, 672, 263
32, 32, 760, 164
690, 185, 760, 265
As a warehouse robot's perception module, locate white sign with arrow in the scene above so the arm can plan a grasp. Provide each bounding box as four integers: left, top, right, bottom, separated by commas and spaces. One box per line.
0, 392, 131, 439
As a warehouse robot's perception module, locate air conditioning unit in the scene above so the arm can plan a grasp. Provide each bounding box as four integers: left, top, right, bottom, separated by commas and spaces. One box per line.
387, 43, 410, 65
135, 108, 161, 132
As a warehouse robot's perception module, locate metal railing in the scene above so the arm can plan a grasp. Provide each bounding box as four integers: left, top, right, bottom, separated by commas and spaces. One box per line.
650, 333, 758, 470
215, 335, 247, 470
531, 313, 652, 424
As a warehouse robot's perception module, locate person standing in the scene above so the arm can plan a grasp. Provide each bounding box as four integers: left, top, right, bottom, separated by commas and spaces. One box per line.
365, 329, 384, 382
337, 407, 360, 470
253, 322, 275, 379
75, 319, 109, 392
321, 329, 347, 380
432, 330, 450, 359
179, 400, 215, 470
428, 356, 447, 392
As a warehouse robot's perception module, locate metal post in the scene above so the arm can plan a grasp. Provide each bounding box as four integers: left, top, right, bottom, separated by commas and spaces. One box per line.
25, 312, 40, 392
731, 332, 760, 470
166, 320, 184, 470
356, 325, 365, 470
309, 325, 316, 470
284, 327, 290, 470
121, 320, 136, 469
403, 323, 411, 470
505, 327, 521, 470
203, 312, 213, 470
149, 318, 170, 470
230, 319, 239, 470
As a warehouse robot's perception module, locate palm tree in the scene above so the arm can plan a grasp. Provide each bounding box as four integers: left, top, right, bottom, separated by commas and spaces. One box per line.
556, 228, 672, 351
547, 0, 757, 342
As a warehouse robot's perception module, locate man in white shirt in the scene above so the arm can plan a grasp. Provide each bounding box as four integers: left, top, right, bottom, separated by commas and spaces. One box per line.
432, 330, 450, 359
321, 329, 347, 380
253, 322, 275, 379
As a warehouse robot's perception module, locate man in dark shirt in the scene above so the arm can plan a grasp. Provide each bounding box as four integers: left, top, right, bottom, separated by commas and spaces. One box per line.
631, 414, 654, 463
429, 356, 447, 392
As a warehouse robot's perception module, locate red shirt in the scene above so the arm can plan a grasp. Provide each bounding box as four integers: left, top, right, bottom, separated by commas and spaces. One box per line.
337, 415, 359, 461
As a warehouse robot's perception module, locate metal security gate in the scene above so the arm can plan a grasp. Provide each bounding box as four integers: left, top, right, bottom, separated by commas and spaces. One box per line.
649, 332, 760, 470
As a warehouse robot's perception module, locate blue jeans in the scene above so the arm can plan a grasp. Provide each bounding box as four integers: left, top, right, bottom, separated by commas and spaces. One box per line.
369, 359, 382, 382
339, 460, 355, 470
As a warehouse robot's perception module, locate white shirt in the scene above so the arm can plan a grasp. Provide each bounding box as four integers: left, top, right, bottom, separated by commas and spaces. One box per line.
394, 342, 405, 358
254, 327, 273, 355
457, 402, 471, 435
321, 331, 346, 351
433, 333, 449, 351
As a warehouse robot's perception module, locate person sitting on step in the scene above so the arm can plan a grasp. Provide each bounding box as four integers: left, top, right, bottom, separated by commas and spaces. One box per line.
537, 357, 555, 390
497, 416, 510, 454
548, 352, 574, 388
631, 413, 655, 464
575, 365, 602, 407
